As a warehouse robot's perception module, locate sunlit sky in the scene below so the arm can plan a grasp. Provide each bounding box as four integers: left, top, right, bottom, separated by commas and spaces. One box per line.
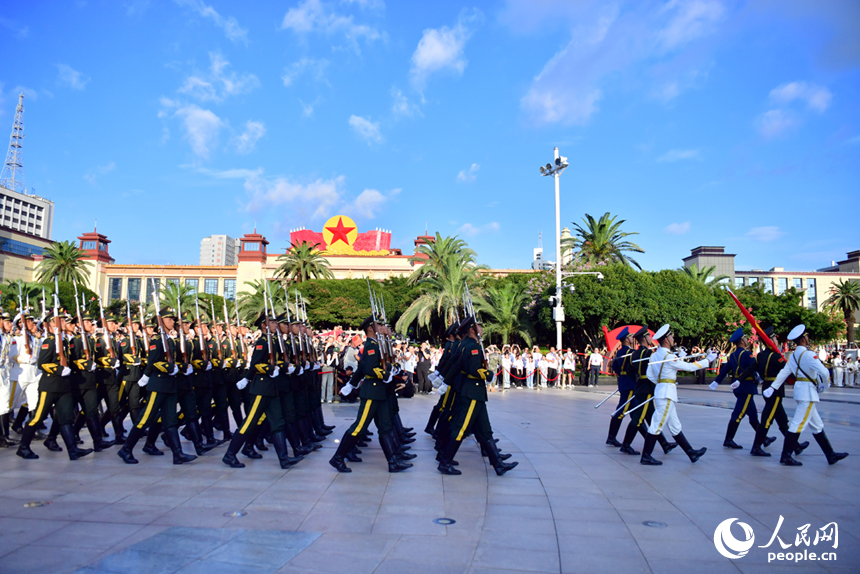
1, 0, 858, 271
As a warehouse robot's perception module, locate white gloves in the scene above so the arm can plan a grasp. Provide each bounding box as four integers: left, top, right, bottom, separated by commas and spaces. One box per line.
341, 382, 355, 396
89, 362, 97, 372
185, 365, 193, 375
730, 381, 740, 390
818, 382, 828, 393
298, 367, 304, 376
709, 381, 719, 391
287, 365, 296, 375
138, 375, 149, 387
205, 362, 212, 371
677, 349, 688, 359
170, 365, 179, 376
113, 359, 120, 369
236, 377, 249, 390
384, 371, 395, 383
269, 366, 279, 378
428, 371, 439, 384
706, 351, 718, 363
431, 375, 444, 389
437, 382, 449, 395
763, 387, 774, 398
61, 366, 71, 377
28, 355, 37, 365
313, 363, 321, 371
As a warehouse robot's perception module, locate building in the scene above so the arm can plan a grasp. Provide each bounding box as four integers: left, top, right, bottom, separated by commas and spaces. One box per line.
200, 235, 240, 266
0, 225, 53, 282
0, 185, 54, 240
683, 246, 860, 314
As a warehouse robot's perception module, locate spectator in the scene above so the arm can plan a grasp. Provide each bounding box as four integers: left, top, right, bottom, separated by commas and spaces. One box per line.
532, 346, 543, 388
501, 347, 511, 391
321, 336, 338, 403
415, 342, 432, 394
562, 348, 576, 389
525, 350, 535, 389
546, 347, 559, 388
337, 366, 357, 402
401, 345, 416, 390
343, 336, 360, 372
588, 348, 603, 387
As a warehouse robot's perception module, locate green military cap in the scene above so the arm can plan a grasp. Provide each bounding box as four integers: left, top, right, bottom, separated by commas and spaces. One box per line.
106, 315, 120, 323
158, 307, 176, 319
81, 313, 96, 322
253, 312, 269, 328
179, 312, 194, 324
276, 312, 290, 324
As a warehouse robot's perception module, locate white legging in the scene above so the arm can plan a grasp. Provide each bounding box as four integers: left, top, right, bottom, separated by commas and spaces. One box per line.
788, 401, 824, 435
649, 398, 682, 437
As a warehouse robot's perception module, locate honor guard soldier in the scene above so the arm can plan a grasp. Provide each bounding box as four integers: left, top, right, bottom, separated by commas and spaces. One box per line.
607, 327, 636, 447
708, 327, 767, 450
750, 326, 808, 457
16, 312, 93, 460
424, 322, 458, 436
74, 313, 114, 451
275, 315, 307, 464
640, 324, 717, 466
0, 313, 18, 447
120, 315, 146, 431
764, 324, 848, 466
330, 316, 412, 474
98, 315, 126, 444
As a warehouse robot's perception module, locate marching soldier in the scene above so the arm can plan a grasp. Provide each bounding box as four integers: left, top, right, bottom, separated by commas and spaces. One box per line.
120, 315, 147, 428
73, 313, 114, 451
640, 324, 717, 465
97, 315, 125, 444
276, 316, 309, 462
708, 327, 767, 450
750, 326, 808, 457
9, 314, 41, 438
0, 313, 19, 447
764, 324, 848, 466
424, 322, 457, 436
177, 313, 211, 456
607, 327, 635, 447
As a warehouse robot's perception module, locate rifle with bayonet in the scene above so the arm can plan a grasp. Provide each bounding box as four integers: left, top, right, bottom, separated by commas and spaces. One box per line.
97, 289, 117, 367
16, 281, 31, 357
365, 279, 388, 369
262, 284, 275, 366
52, 276, 67, 369
73, 281, 91, 362
150, 278, 174, 364
282, 284, 298, 360
464, 282, 488, 368
210, 299, 223, 363
194, 297, 208, 367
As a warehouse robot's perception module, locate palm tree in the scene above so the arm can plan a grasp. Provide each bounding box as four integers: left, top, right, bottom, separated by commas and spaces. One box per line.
236, 280, 290, 323
679, 264, 729, 289
560, 212, 644, 270
157, 281, 197, 315
825, 279, 860, 345
475, 282, 534, 346
36, 240, 91, 283
408, 233, 476, 281
274, 241, 334, 283
2, 280, 44, 314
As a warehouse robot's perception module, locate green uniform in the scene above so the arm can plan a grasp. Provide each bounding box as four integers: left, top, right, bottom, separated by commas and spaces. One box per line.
344, 337, 392, 438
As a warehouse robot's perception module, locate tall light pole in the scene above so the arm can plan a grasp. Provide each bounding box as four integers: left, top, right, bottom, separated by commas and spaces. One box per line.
539, 147, 568, 350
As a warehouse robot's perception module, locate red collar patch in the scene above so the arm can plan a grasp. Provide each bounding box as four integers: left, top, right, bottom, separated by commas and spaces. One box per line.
471, 349, 479, 355
368, 349, 375, 355
256, 345, 263, 350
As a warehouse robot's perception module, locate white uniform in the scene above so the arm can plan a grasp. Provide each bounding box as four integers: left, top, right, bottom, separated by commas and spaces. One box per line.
769, 345, 829, 435
9, 332, 41, 413
0, 333, 16, 416
646, 347, 710, 436
833, 356, 843, 387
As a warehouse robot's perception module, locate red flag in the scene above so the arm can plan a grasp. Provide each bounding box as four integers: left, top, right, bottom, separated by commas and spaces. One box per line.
726, 288, 784, 363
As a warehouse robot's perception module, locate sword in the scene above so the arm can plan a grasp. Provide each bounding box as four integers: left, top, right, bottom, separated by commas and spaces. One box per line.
593, 388, 619, 409
610, 394, 636, 416
633, 351, 707, 363
624, 396, 655, 415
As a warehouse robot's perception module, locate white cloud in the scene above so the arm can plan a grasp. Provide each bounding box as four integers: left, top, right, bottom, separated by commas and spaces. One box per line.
756, 109, 797, 138
348, 115, 383, 144
657, 0, 724, 52
281, 0, 381, 53
746, 226, 784, 242
83, 162, 116, 185
391, 87, 421, 118
178, 52, 259, 102
174, 0, 248, 44
245, 175, 345, 217
769, 81, 832, 113
664, 222, 690, 235
282, 57, 329, 87
174, 104, 224, 159
410, 10, 480, 91
231, 120, 265, 154
299, 98, 319, 117
57, 64, 89, 90
457, 221, 500, 236
456, 163, 480, 183
341, 0, 384, 9
351, 188, 386, 218
657, 149, 700, 163
0, 17, 29, 38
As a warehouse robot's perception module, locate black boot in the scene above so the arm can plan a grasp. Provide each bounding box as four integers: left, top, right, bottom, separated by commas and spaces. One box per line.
287, 423, 311, 456
606, 417, 623, 447
395, 437, 418, 460
657, 433, 678, 454
640, 433, 662, 465
15, 425, 39, 459
11, 407, 29, 434
813, 431, 848, 465
302, 417, 324, 443
271, 430, 301, 469
345, 448, 362, 463
780, 432, 802, 466
59, 424, 92, 460
222, 433, 246, 468
319, 409, 335, 431
723, 420, 742, 449
117, 425, 144, 464
0, 413, 18, 446
200, 416, 219, 448
329, 434, 356, 472
674, 432, 706, 463
620, 420, 640, 452
310, 410, 332, 436
143, 422, 164, 456
425, 408, 441, 436
437, 438, 462, 475
87, 416, 114, 451
381, 432, 412, 472
795, 440, 810, 455
165, 427, 197, 464
750, 445, 771, 457
481, 436, 517, 475
111, 414, 127, 445
187, 421, 213, 456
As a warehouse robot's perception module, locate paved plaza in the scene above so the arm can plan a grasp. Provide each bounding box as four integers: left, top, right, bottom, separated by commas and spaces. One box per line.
0, 384, 857, 574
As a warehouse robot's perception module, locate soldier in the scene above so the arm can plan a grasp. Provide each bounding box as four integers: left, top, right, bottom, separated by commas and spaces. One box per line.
72, 313, 114, 451
209, 318, 232, 443
16, 312, 93, 460
9, 313, 41, 438
329, 316, 412, 473
749, 326, 809, 457
276, 315, 310, 462
177, 313, 212, 456
97, 315, 125, 443
222, 319, 246, 433
764, 324, 849, 466
423, 322, 458, 436
190, 316, 218, 448
118, 308, 196, 465
0, 312, 19, 447
120, 315, 146, 428
640, 324, 717, 465
607, 327, 635, 447
708, 327, 766, 450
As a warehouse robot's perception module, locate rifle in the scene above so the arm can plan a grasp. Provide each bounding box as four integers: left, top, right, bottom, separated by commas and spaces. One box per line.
365, 279, 387, 369
210, 299, 223, 362
52, 276, 67, 368
222, 299, 235, 358
194, 297, 208, 363
294, 289, 306, 363
126, 298, 137, 361
464, 282, 488, 368
234, 303, 247, 361
97, 289, 117, 362
175, 286, 186, 363
40, 287, 46, 322
138, 290, 148, 352
151, 278, 173, 363
283, 284, 297, 359
16, 280, 31, 356
265, 281, 286, 357
73, 281, 90, 361
300, 294, 315, 361
262, 283, 275, 366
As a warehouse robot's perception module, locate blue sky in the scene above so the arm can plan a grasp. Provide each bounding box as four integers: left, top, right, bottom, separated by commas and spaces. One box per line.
1, 0, 858, 272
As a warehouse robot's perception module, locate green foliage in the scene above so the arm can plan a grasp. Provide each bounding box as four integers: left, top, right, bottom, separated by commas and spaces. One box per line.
824, 279, 860, 344
35, 240, 92, 284
476, 282, 534, 346
294, 277, 421, 330
560, 212, 644, 270
679, 263, 729, 289
274, 241, 334, 283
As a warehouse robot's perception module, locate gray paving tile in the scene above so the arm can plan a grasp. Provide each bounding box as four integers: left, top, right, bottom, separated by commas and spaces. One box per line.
87, 549, 195, 574
204, 539, 302, 568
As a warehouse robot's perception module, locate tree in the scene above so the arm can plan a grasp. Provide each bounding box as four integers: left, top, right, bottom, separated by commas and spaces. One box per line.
476, 282, 534, 346
236, 280, 288, 323
679, 264, 729, 289
158, 281, 197, 315
824, 279, 860, 345
560, 212, 644, 270
408, 233, 476, 281
274, 241, 334, 283
36, 240, 91, 283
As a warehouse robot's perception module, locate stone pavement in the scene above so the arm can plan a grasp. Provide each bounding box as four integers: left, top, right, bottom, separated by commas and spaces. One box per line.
0, 384, 857, 574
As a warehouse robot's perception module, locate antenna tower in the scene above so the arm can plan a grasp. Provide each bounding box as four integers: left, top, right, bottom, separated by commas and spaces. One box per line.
538, 232, 543, 250
0, 93, 26, 194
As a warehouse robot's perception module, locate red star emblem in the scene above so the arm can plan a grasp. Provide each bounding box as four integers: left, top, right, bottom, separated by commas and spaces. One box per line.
325, 217, 356, 246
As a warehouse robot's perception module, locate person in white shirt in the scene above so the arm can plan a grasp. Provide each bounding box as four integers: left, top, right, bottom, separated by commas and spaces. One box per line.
640, 324, 717, 466
0, 313, 19, 446
501, 349, 511, 390
525, 352, 535, 389
545, 347, 559, 388
531, 347, 543, 388
832, 353, 843, 387
588, 350, 603, 387
9, 315, 42, 435
765, 324, 849, 466
321, 337, 338, 403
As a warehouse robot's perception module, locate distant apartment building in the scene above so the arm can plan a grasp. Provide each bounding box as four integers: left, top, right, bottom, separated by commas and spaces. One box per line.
0, 185, 54, 239
200, 235, 240, 266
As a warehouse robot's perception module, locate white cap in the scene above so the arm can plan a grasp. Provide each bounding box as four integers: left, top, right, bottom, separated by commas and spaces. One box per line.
787, 324, 806, 341
653, 324, 671, 340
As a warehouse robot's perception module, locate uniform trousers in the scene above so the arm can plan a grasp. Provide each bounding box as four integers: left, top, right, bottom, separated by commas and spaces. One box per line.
178, 389, 199, 424
449, 398, 493, 444
730, 391, 759, 428
0, 375, 16, 416
628, 393, 655, 428
78, 388, 100, 419
240, 394, 285, 436
278, 391, 297, 425
788, 401, 824, 434
649, 398, 682, 436
135, 390, 178, 430
28, 391, 76, 427
613, 390, 635, 422
16, 379, 40, 412
346, 397, 393, 437
127, 381, 144, 423
759, 394, 789, 434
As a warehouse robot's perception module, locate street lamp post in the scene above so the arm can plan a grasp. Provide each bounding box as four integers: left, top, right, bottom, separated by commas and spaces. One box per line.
539, 147, 569, 351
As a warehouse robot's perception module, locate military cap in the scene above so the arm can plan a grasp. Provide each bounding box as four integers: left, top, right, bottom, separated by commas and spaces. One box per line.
729, 327, 745, 344
158, 307, 176, 318
106, 314, 120, 323
0, 312, 10, 320
457, 315, 476, 335
81, 313, 96, 322
276, 312, 290, 324
762, 325, 774, 337
633, 326, 649, 341
616, 327, 630, 341
359, 316, 375, 331
253, 312, 268, 329
653, 324, 671, 340
444, 322, 460, 337
179, 312, 194, 325
787, 324, 806, 341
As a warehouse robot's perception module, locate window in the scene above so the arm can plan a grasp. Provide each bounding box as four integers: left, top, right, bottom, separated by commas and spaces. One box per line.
763, 277, 773, 294
12, 219, 18, 224
12, 209, 18, 214
734, 277, 745, 288
185, 278, 198, 294
36, 215, 41, 220
37, 206, 42, 212
807, 278, 817, 309
204, 279, 218, 295
146, 278, 161, 305
793, 278, 803, 291
748, 277, 758, 285
223, 279, 236, 301
777, 278, 787, 295
166, 278, 179, 288
109, 278, 123, 301
127, 278, 141, 301
82, 240, 97, 250
244, 242, 259, 251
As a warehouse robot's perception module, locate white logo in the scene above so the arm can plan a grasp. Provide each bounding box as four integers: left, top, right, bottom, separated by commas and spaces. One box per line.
714, 518, 756, 559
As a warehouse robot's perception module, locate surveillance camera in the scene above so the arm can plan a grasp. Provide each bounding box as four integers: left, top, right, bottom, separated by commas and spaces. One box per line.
597, 273, 604, 283
548, 296, 556, 305
568, 285, 575, 293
